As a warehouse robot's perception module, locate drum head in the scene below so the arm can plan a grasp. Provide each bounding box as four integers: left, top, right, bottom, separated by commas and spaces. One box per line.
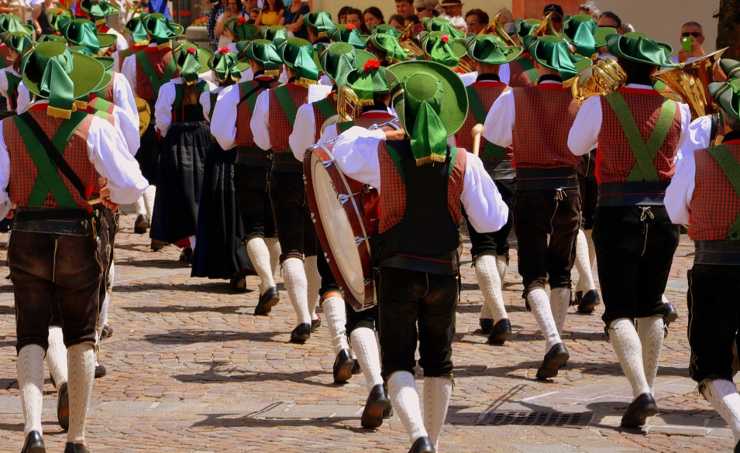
310, 152, 367, 304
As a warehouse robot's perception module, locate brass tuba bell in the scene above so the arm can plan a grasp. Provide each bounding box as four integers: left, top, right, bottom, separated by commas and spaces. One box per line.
565, 57, 627, 104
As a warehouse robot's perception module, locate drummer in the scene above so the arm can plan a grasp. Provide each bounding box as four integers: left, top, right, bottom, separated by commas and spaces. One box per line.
331, 60, 508, 453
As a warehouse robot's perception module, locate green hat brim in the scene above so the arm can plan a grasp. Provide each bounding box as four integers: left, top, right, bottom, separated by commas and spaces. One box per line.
466, 35, 523, 65
91, 67, 112, 93
720, 58, 740, 80
607, 33, 677, 68
22, 44, 107, 101
530, 37, 581, 79
709, 79, 740, 121
594, 27, 617, 48
388, 60, 468, 135
81, 0, 120, 18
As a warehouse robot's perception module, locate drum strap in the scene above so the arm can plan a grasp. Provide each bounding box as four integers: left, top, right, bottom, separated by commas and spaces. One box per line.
708, 144, 740, 240
466, 85, 506, 161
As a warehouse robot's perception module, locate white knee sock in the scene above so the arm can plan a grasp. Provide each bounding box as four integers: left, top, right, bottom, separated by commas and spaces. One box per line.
350, 327, 383, 391
609, 318, 650, 398
305, 256, 320, 320
475, 255, 508, 323
322, 296, 348, 354
479, 301, 492, 321
266, 237, 281, 279
550, 287, 571, 335
143, 185, 156, 222
636, 315, 664, 394
496, 254, 508, 281
135, 195, 147, 217
246, 238, 276, 294
527, 288, 561, 352
282, 258, 311, 325
47, 327, 68, 387
17, 344, 44, 435
703, 379, 740, 442
388, 371, 428, 444
575, 229, 595, 293
423, 376, 452, 451
67, 343, 95, 444
585, 229, 596, 273
98, 293, 110, 336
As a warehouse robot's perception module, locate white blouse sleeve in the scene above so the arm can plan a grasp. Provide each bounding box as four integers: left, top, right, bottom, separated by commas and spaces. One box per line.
462, 153, 509, 233
331, 126, 386, 190
250, 89, 271, 151
154, 81, 176, 136
482, 87, 515, 148
289, 103, 316, 162
664, 146, 696, 226
210, 84, 240, 150
567, 95, 603, 157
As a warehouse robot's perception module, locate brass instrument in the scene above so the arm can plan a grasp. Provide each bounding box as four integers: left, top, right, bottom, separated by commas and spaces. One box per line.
565, 57, 627, 104
482, 12, 520, 47
135, 96, 151, 136
456, 54, 476, 73
398, 23, 424, 58
533, 12, 562, 38
652, 47, 728, 118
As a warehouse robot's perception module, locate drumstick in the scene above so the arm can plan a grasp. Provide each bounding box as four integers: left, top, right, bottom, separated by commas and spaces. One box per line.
471, 123, 484, 156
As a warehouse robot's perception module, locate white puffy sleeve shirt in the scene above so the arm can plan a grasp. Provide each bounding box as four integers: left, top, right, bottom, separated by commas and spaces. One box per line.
210, 83, 240, 150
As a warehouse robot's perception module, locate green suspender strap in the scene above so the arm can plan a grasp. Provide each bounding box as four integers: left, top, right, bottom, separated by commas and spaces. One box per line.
136, 51, 177, 100
708, 145, 740, 240
239, 81, 260, 112
273, 85, 299, 127
13, 111, 88, 208
5, 72, 20, 109
466, 86, 506, 161
605, 92, 677, 182
314, 97, 336, 120
336, 121, 354, 134
208, 92, 218, 122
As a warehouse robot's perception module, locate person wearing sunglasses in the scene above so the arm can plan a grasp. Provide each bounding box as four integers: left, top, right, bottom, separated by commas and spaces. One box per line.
678, 21, 705, 63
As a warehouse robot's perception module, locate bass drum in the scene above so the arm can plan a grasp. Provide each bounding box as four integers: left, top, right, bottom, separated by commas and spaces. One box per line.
304, 143, 378, 311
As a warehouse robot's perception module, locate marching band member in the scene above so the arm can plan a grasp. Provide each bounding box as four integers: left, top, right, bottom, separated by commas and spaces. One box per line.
665, 63, 740, 451
333, 60, 508, 453
0, 32, 31, 114
567, 33, 691, 428
484, 36, 583, 380
78, 0, 128, 71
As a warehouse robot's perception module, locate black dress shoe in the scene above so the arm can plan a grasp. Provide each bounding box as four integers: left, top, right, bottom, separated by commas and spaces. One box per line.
100, 324, 113, 340
620, 393, 658, 428
289, 323, 311, 344
64, 443, 90, 453
229, 275, 248, 293
361, 384, 391, 429
179, 247, 193, 264
487, 319, 512, 346
479, 318, 494, 335
150, 239, 167, 252
333, 349, 354, 384
408, 436, 435, 453
577, 289, 601, 314
20, 431, 45, 453
311, 317, 321, 332
57, 383, 69, 432
94, 363, 107, 379
133, 214, 148, 234
536, 343, 569, 380
660, 302, 679, 325
254, 287, 279, 316
351, 359, 361, 375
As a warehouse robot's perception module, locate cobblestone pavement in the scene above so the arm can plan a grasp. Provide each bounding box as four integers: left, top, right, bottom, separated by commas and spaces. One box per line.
0, 215, 733, 452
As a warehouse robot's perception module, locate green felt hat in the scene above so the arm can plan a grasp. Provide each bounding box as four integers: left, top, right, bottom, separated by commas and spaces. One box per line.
422, 17, 464, 39
607, 32, 676, 68
258, 25, 287, 45
63, 19, 116, 55
174, 43, 212, 84
465, 34, 522, 65
563, 14, 597, 57
80, 0, 120, 19
529, 35, 581, 79
373, 24, 401, 38
0, 32, 33, 57
305, 11, 335, 38
125, 15, 150, 45
279, 37, 320, 81
421, 31, 467, 68
37, 34, 67, 43
330, 24, 367, 49
239, 39, 282, 73
0, 14, 33, 36
225, 16, 259, 42
594, 27, 617, 48
368, 32, 408, 64
514, 18, 541, 38
46, 8, 73, 34
319, 42, 372, 85
388, 60, 468, 164
346, 59, 395, 100
144, 13, 179, 44
22, 41, 106, 117
709, 78, 740, 122
210, 48, 241, 83
719, 58, 740, 80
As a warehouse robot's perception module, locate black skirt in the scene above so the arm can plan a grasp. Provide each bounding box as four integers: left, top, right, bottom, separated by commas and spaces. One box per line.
192, 144, 253, 279
150, 120, 210, 243
136, 121, 159, 184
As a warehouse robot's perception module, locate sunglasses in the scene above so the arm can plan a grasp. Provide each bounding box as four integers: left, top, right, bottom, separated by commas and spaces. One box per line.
681, 32, 702, 38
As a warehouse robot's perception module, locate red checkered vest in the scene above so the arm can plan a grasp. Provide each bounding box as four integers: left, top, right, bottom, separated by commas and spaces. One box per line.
455, 80, 512, 166
235, 77, 277, 147
512, 83, 579, 169
135, 46, 176, 103
4, 108, 99, 209
508, 54, 541, 87
596, 87, 682, 184
689, 142, 740, 241
268, 83, 308, 153
311, 94, 337, 142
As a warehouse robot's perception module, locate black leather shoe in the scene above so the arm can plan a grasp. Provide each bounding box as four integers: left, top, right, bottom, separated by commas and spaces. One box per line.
479, 318, 494, 335
660, 302, 679, 325
536, 343, 569, 380
57, 382, 69, 432
150, 239, 167, 252
94, 363, 107, 379
64, 443, 90, 453
620, 393, 658, 428
133, 214, 148, 234
289, 323, 311, 344
577, 289, 601, 314
179, 247, 193, 264
333, 349, 354, 384
351, 359, 361, 375
361, 384, 391, 429
311, 317, 321, 332
487, 319, 512, 346
100, 324, 113, 340
408, 436, 435, 453
254, 287, 279, 316
20, 431, 45, 453
229, 275, 247, 293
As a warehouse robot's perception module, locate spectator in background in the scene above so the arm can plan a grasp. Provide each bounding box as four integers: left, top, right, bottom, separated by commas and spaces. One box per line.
678, 21, 706, 62
362, 7, 384, 33
414, 0, 437, 19
542, 3, 563, 33
389, 13, 405, 32
440, 0, 465, 31
285, 0, 310, 38
256, 0, 284, 26
337, 5, 352, 24
465, 8, 488, 35
578, 1, 600, 18
215, 0, 247, 47
345, 7, 362, 29
395, 0, 414, 20
598, 11, 623, 33
208, 0, 225, 49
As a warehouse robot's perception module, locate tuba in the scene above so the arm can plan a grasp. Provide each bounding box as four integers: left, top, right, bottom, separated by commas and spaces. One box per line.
652, 47, 728, 118
398, 23, 425, 58
565, 57, 627, 104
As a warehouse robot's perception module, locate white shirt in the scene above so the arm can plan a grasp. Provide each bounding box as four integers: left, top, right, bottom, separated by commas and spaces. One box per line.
250, 83, 332, 151
289, 100, 322, 163
210, 82, 241, 150
155, 77, 217, 136
105, 27, 129, 71
0, 102, 149, 215
199, 85, 228, 121
331, 126, 509, 234
462, 69, 510, 87
567, 84, 692, 158
15, 82, 30, 115
321, 109, 397, 147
